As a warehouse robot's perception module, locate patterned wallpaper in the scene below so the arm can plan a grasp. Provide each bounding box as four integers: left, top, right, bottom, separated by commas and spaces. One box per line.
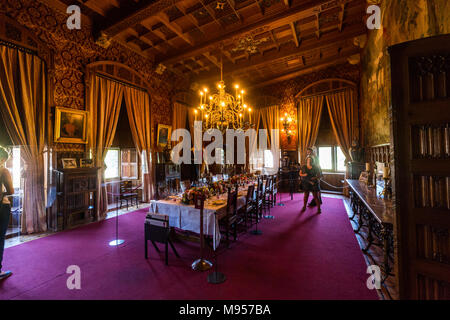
255, 63, 360, 150
361, 0, 450, 147
1, 0, 188, 152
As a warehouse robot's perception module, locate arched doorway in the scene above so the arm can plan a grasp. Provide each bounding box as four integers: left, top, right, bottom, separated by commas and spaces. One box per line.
85, 61, 154, 218
0, 13, 54, 234
296, 79, 359, 194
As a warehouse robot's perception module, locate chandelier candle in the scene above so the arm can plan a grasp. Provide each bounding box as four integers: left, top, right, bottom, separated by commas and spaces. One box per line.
198, 57, 252, 132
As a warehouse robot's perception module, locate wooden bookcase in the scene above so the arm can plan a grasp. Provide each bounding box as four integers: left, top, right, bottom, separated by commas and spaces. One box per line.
54, 168, 100, 230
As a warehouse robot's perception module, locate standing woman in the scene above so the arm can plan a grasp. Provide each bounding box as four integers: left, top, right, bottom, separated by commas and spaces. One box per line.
299, 152, 321, 214
0, 147, 13, 280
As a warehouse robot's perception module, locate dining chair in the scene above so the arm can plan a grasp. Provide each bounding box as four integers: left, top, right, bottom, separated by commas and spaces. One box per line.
272, 174, 278, 206
119, 180, 138, 210
263, 176, 273, 213
256, 176, 264, 219
238, 184, 255, 229
144, 213, 179, 265
219, 187, 238, 248
250, 176, 264, 235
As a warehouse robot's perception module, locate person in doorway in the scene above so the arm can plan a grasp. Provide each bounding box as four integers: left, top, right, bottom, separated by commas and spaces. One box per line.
299, 151, 321, 214
306, 147, 323, 207
0, 147, 13, 280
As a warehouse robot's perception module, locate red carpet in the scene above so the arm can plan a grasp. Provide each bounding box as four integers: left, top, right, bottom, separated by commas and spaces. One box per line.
0, 193, 378, 300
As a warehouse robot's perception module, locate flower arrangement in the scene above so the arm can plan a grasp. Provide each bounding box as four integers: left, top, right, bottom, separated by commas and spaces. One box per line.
210, 180, 227, 195
181, 186, 211, 204
230, 175, 240, 185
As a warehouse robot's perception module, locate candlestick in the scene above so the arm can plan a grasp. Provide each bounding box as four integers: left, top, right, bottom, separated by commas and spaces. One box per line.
382, 166, 389, 178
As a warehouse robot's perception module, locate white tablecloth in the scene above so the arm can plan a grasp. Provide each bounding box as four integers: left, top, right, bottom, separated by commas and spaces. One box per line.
149, 190, 247, 250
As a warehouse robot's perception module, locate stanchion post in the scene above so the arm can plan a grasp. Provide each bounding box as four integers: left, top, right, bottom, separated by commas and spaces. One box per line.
109, 195, 124, 246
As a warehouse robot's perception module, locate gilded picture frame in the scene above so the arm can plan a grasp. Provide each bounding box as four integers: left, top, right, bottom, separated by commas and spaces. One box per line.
156, 124, 172, 147
54, 107, 88, 144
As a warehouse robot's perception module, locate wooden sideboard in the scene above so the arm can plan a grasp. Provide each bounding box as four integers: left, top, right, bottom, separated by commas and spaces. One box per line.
54, 168, 100, 230
346, 179, 394, 282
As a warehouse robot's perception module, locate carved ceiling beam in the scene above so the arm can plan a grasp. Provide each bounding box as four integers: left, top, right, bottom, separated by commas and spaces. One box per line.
338, 2, 346, 31
203, 52, 221, 69
99, 0, 186, 38
182, 62, 199, 75
199, 0, 223, 28
270, 30, 280, 51
220, 47, 236, 64
290, 21, 300, 47
226, 0, 243, 23
254, 0, 265, 16
315, 13, 321, 39
159, 0, 336, 65
175, 3, 205, 35
195, 23, 365, 81
139, 20, 178, 49
57, 0, 103, 21
250, 49, 360, 88
191, 57, 210, 71
156, 12, 195, 46
127, 27, 167, 54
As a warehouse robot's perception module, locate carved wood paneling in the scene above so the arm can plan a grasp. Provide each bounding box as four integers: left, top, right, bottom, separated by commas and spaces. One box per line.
366, 144, 390, 164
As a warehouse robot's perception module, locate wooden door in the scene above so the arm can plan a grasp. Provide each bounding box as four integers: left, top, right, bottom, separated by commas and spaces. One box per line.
390, 34, 450, 299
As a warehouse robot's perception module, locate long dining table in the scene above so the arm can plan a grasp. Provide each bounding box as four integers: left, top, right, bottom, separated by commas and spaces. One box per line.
148, 186, 250, 250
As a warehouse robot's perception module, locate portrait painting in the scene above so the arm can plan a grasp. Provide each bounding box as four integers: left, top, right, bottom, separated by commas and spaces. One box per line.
61, 158, 78, 169
54, 107, 88, 144
157, 124, 172, 147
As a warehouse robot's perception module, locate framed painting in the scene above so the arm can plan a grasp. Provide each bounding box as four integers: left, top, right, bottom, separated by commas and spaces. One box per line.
61, 158, 78, 169
156, 124, 172, 147
54, 107, 88, 144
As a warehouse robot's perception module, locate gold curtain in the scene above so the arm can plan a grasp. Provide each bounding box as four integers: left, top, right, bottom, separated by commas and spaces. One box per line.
258, 106, 280, 174
123, 86, 153, 202
187, 106, 196, 144
297, 96, 324, 165
0, 46, 47, 234
325, 89, 358, 161
87, 74, 124, 220
259, 105, 280, 149
172, 102, 188, 144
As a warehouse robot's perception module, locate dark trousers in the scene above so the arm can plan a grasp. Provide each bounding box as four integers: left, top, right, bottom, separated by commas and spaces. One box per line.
0, 204, 11, 271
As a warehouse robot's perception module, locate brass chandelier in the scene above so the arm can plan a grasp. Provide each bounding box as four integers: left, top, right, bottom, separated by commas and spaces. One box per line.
195, 58, 253, 132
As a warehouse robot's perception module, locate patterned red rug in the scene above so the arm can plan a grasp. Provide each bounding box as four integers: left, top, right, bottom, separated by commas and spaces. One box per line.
0, 193, 378, 300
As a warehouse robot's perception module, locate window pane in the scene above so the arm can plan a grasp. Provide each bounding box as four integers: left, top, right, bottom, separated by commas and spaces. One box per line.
5, 147, 21, 189
318, 147, 332, 170
104, 149, 119, 179
336, 147, 346, 172
215, 148, 224, 165
121, 150, 128, 162
264, 150, 273, 168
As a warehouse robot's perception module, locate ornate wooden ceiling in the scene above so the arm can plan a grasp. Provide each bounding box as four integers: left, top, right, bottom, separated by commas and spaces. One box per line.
59, 0, 367, 87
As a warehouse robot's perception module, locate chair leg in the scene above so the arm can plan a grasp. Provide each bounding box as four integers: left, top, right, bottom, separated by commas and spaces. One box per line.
151, 240, 160, 252
165, 242, 169, 265
233, 223, 237, 241
145, 239, 148, 259
169, 240, 180, 257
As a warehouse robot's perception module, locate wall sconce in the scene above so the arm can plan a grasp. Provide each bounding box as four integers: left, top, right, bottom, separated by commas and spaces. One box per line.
280, 112, 294, 144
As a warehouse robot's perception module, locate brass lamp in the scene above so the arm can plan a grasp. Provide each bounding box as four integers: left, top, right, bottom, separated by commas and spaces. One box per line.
280, 113, 294, 143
